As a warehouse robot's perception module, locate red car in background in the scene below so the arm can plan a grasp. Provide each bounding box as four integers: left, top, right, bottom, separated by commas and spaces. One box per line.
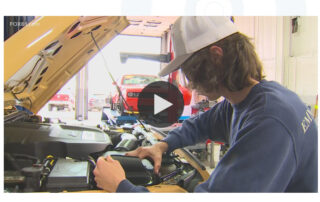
111, 74, 191, 115
111, 74, 160, 114
47, 93, 75, 111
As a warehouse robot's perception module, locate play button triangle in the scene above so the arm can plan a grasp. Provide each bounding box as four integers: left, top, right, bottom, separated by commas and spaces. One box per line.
137, 81, 184, 128
154, 94, 173, 115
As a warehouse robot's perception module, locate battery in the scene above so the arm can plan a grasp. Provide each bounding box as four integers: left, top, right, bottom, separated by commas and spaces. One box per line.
46, 158, 89, 191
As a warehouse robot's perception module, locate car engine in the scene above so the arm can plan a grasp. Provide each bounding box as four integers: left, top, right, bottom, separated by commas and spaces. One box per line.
4, 112, 205, 193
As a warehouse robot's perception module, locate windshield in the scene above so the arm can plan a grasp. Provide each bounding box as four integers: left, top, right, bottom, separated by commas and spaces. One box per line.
122, 75, 161, 85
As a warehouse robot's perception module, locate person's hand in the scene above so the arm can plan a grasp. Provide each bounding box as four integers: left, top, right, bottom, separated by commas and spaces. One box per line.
93, 156, 126, 192
125, 142, 168, 174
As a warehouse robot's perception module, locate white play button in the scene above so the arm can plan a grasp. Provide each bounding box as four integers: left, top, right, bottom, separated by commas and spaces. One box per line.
154, 94, 173, 115
138, 81, 184, 127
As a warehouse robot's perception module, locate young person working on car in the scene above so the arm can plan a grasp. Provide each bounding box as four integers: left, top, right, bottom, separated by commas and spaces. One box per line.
93, 16, 318, 192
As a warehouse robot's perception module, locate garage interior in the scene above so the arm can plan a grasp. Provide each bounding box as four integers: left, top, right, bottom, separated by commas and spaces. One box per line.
73, 16, 318, 124
3, 16, 318, 193
78, 16, 319, 170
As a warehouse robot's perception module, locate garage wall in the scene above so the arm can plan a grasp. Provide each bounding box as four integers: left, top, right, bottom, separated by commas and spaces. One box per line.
234, 16, 282, 82
282, 16, 318, 111
235, 16, 318, 114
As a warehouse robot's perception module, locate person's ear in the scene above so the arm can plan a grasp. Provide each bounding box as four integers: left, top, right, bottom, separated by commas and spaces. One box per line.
209, 45, 223, 57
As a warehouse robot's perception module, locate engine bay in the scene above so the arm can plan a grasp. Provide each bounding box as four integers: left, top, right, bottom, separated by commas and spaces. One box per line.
4, 112, 206, 193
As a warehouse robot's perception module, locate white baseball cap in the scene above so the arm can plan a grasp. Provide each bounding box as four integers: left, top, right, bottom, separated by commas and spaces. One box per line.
158, 16, 238, 77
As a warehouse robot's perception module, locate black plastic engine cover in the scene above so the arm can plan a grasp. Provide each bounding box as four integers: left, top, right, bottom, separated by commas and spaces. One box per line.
112, 155, 153, 185
103, 151, 154, 186
4, 122, 112, 160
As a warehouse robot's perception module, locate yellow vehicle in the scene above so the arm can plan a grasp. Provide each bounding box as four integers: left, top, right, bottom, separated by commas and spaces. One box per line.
4, 16, 209, 193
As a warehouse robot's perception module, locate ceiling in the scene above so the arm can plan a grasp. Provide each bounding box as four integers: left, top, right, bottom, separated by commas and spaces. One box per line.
121, 16, 179, 37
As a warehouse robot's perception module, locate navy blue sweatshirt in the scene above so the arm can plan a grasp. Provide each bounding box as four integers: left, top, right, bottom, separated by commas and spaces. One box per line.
116, 80, 318, 192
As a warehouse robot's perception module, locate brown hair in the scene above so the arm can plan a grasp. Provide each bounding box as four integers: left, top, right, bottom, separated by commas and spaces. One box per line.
181, 32, 264, 93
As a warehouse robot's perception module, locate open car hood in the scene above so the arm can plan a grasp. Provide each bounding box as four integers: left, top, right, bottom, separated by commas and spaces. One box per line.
4, 16, 129, 114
